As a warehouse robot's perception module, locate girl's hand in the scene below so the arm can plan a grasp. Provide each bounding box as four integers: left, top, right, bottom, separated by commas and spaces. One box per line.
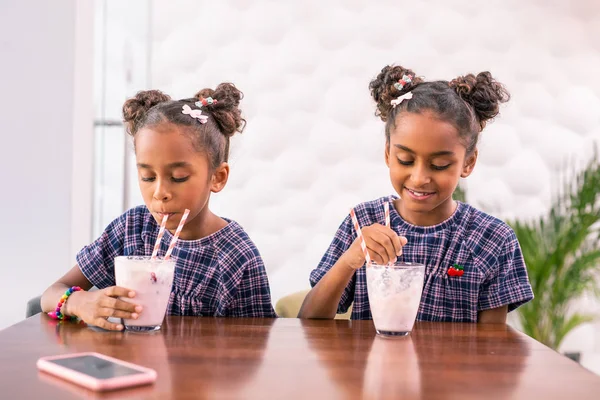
342, 223, 408, 270
69, 287, 142, 331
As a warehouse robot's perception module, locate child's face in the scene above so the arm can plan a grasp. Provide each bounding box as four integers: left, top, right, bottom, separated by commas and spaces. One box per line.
134, 123, 228, 239
385, 111, 477, 226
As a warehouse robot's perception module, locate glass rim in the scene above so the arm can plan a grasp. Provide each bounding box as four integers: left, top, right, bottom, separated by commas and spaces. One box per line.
114, 255, 176, 262
367, 261, 425, 269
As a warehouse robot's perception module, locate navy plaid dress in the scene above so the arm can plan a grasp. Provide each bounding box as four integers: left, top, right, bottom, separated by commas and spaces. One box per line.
310, 196, 534, 322
77, 206, 276, 318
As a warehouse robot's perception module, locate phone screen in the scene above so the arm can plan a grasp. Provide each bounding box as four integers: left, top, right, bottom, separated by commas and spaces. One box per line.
47, 355, 146, 380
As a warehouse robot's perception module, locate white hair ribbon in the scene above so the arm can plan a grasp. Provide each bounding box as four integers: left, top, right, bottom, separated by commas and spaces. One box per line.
390, 92, 413, 108
182, 104, 208, 123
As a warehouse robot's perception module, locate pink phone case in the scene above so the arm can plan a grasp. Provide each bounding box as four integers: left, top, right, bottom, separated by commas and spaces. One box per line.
37, 352, 157, 392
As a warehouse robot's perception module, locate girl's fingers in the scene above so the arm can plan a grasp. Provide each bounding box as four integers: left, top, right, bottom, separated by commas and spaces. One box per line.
372, 224, 408, 259
371, 230, 398, 263
365, 235, 388, 264
100, 296, 141, 313
105, 286, 136, 299
97, 307, 139, 320
93, 317, 124, 331
366, 237, 394, 264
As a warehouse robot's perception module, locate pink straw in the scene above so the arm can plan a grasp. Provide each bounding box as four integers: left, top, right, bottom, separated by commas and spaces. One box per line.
164, 209, 190, 260
384, 201, 390, 229
349, 208, 371, 264
151, 214, 170, 259
384, 201, 393, 265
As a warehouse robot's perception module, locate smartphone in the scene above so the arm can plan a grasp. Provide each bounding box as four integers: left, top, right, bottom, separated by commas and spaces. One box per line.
37, 352, 157, 392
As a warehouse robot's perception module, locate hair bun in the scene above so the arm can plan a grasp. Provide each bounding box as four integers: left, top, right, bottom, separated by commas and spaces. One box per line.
369, 65, 423, 122
450, 72, 510, 129
195, 83, 245, 137
122, 90, 171, 134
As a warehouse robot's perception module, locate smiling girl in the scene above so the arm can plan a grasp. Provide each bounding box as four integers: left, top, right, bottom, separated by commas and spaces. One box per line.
299, 65, 533, 323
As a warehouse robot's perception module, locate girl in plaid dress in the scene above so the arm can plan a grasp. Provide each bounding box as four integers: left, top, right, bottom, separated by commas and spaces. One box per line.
42, 83, 276, 330
299, 65, 533, 323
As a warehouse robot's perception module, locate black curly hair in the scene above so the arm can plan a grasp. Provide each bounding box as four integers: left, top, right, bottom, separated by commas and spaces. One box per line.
122, 83, 246, 169
369, 65, 510, 155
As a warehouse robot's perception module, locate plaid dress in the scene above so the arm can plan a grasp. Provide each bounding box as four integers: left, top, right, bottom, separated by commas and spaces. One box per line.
77, 206, 276, 318
310, 196, 534, 322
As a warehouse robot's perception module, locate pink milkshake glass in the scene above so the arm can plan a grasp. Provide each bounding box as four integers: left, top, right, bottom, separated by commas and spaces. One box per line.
366, 261, 425, 337
114, 256, 175, 332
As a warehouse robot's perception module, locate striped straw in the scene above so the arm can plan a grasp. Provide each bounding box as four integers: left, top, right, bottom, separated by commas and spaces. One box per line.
164, 209, 190, 260
349, 208, 371, 265
151, 214, 170, 259
384, 201, 390, 229
384, 201, 393, 265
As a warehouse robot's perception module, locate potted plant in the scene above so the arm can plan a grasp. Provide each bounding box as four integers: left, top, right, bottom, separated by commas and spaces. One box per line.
508, 153, 600, 355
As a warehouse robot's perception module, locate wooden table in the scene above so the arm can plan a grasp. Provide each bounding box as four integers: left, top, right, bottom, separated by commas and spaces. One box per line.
1, 314, 599, 399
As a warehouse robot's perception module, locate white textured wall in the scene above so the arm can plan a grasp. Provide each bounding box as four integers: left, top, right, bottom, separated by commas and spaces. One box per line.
143, 0, 600, 371
148, 0, 600, 288
60, 0, 596, 371
0, 1, 94, 329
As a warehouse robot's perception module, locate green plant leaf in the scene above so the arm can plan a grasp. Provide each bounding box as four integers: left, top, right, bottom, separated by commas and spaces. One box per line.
555, 314, 596, 350
509, 149, 600, 350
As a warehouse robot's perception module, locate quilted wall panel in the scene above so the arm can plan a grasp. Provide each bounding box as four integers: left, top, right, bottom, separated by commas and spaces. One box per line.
126, 0, 599, 368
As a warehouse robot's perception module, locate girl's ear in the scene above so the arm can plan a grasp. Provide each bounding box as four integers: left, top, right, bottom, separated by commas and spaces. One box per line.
211, 162, 229, 193
461, 149, 478, 178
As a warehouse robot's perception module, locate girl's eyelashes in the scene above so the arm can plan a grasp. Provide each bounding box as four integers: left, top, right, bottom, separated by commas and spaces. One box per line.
396, 158, 452, 171
139, 176, 190, 183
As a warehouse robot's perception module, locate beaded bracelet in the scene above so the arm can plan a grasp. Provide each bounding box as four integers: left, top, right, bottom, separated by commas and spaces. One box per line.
48, 286, 82, 320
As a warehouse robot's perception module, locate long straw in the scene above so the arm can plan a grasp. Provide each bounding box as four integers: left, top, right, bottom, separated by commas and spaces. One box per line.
384, 201, 390, 229
384, 201, 393, 265
164, 209, 190, 260
349, 208, 371, 265
151, 214, 170, 259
